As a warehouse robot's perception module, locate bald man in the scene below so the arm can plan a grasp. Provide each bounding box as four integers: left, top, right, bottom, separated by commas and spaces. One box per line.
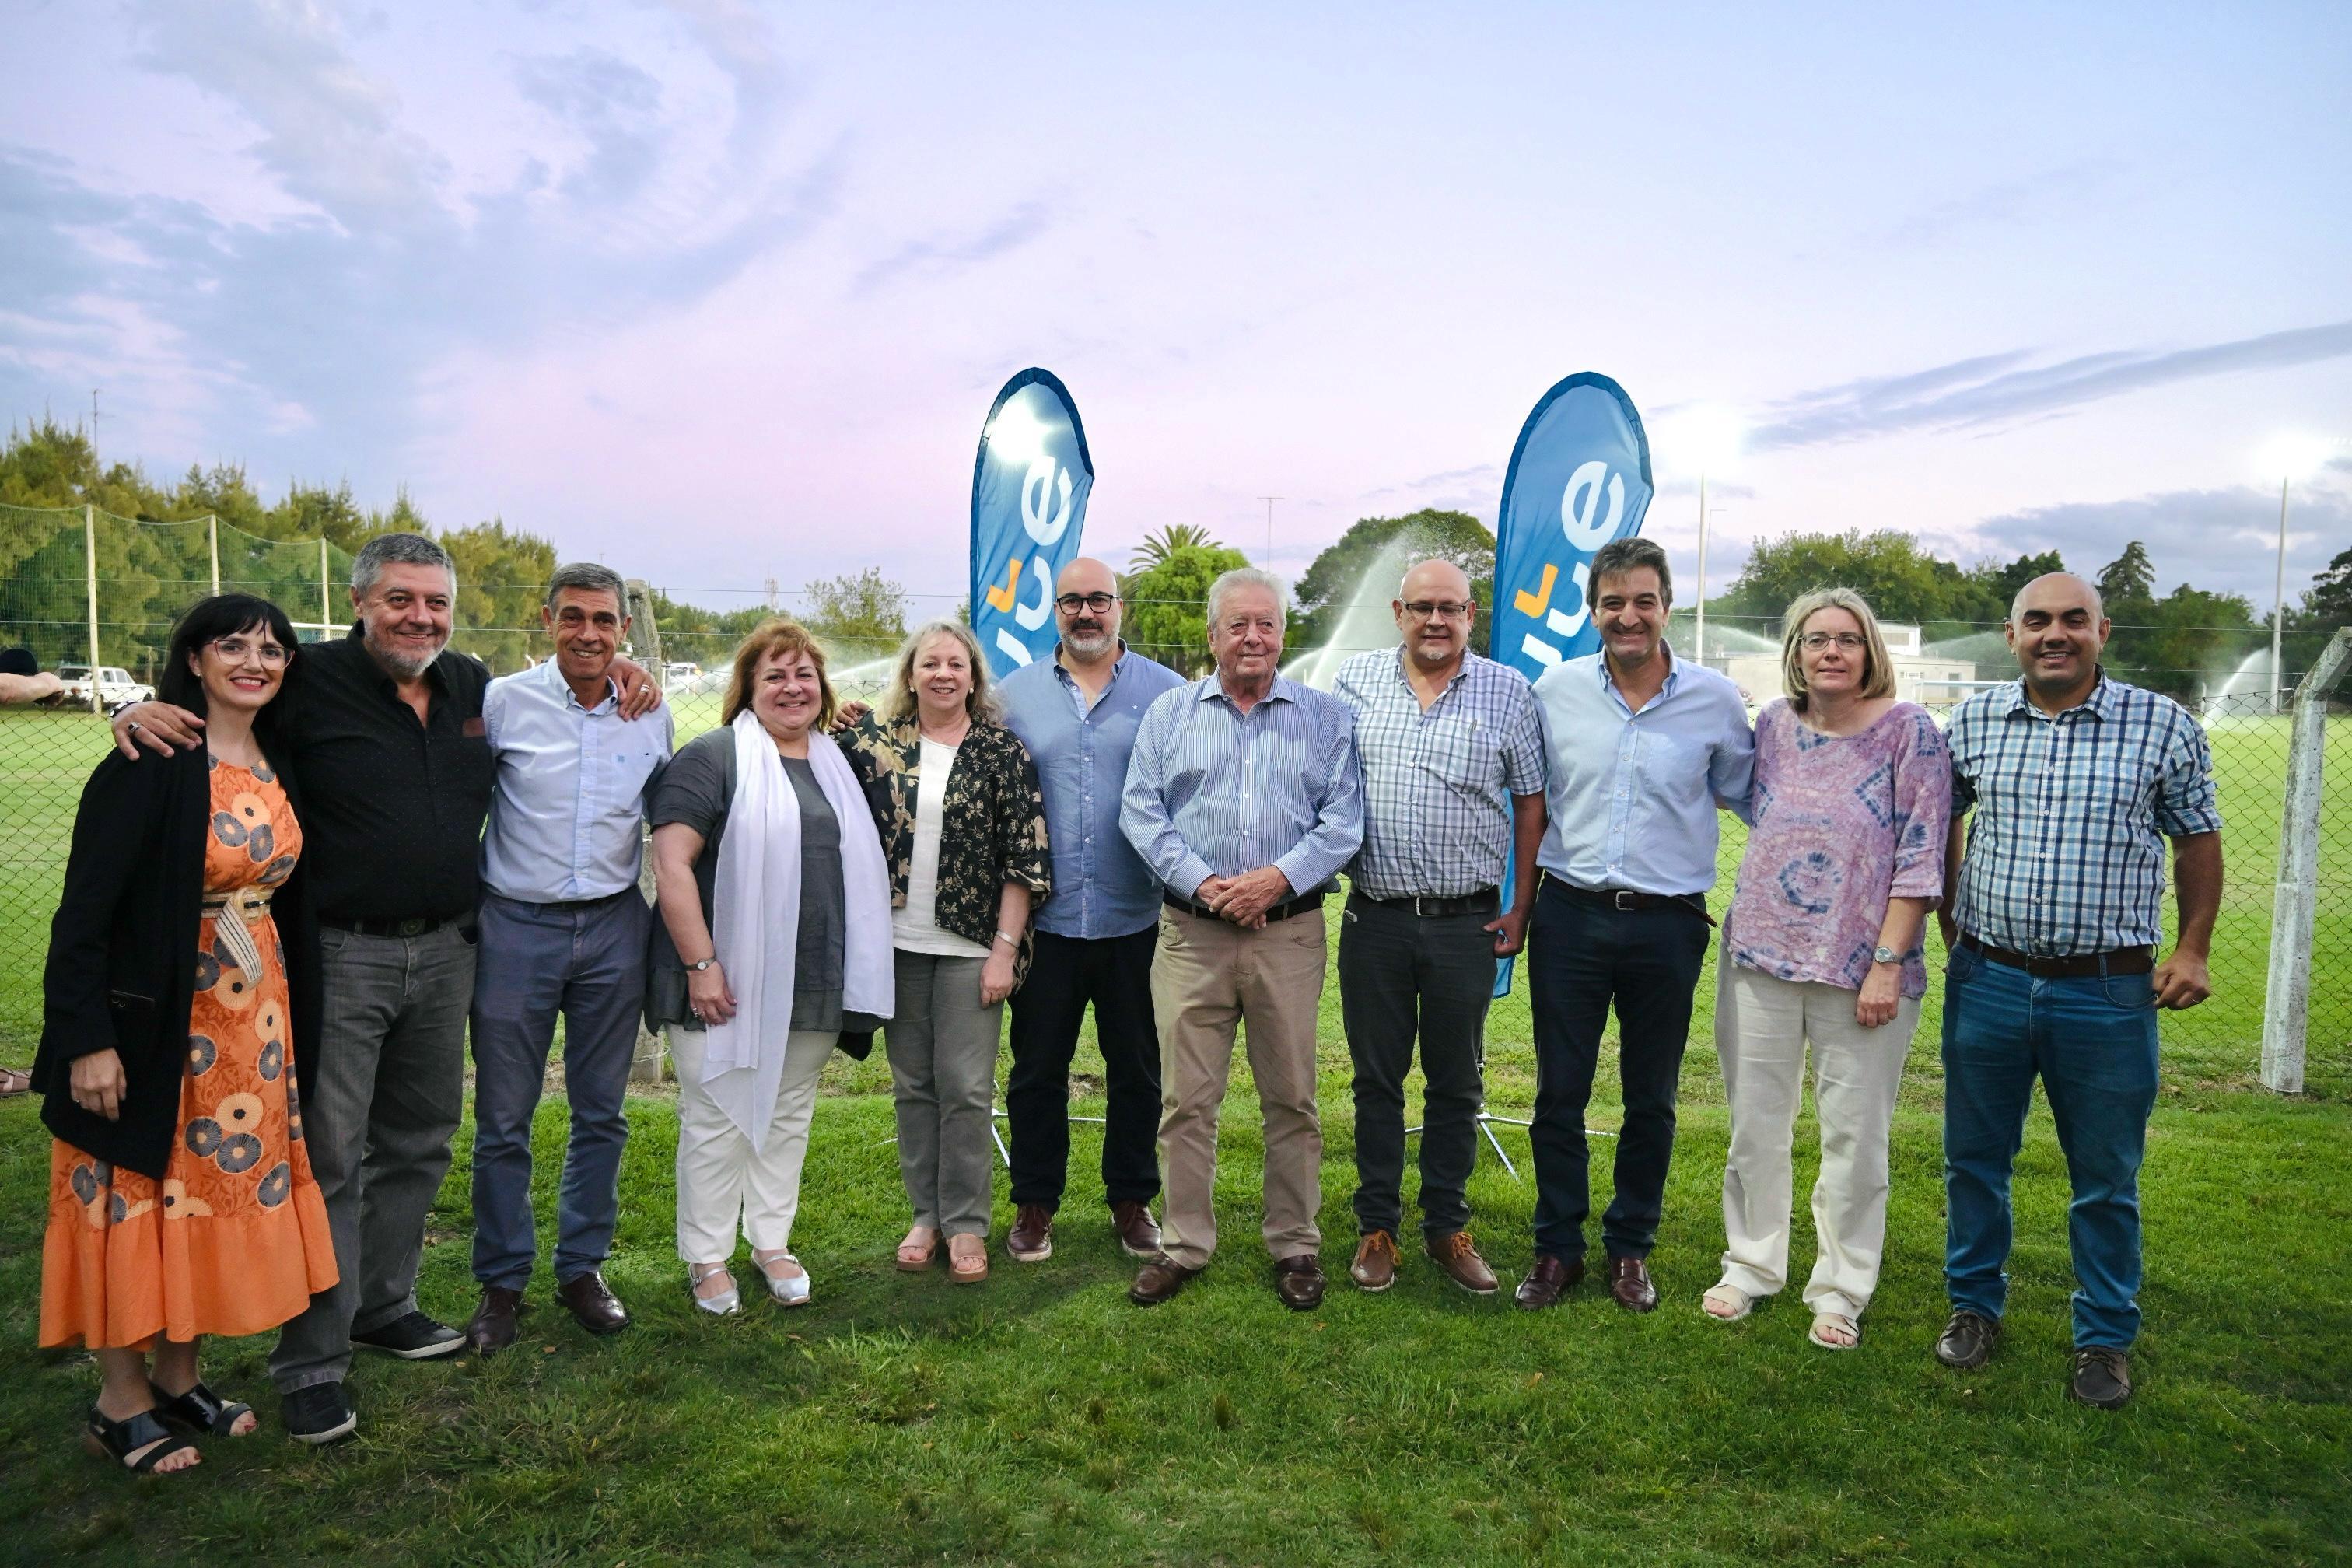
1934, 572, 2222, 1410
1329, 559, 1545, 1297
995, 557, 1187, 1264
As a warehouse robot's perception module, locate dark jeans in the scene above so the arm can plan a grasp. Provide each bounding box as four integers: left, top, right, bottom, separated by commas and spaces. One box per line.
1338, 894, 1495, 1239
1525, 880, 1710, 1261
467, 891, 651, 1291
1005, 926, 1163, 1210
1942, 943, 2161, 1349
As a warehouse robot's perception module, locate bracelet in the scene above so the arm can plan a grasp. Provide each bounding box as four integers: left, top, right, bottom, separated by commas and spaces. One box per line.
995, 929, 1019, 948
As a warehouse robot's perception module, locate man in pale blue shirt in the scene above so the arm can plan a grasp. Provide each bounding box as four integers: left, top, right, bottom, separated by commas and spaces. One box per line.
996, 557, 1186, 1266
466, 563, 673, 1352
1517, 537, 1753, 1315
1119, 568, 1363, 1311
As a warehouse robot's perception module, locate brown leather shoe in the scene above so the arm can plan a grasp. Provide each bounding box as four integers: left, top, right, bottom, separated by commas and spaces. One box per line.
1007, 1204, 1055, 1262
465, 1286, 523, 1354
1128, 1253, 1200, 1306
1936, 1310, 2001, 1370
1607, 1255, 1657, 1313
1110, 1201, 1163, 1258
1514, 1253, 1584, 1310
2070, 1347, 2132, 1410
1273, 1253, 1326, 1311
1425, 1230, 1500, 1296
1349, 1230, 1399, 1292
554, 1270, 630, 1335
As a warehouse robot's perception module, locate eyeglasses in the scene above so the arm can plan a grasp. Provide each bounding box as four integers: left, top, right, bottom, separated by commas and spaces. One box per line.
1799, 632, 1867, 652
1402, 600, 1472, 621
212, 637, 290, 667
1055, 593, 1118, 614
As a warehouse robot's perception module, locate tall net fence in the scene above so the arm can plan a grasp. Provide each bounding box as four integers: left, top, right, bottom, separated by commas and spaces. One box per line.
2, 511, 2345, 1101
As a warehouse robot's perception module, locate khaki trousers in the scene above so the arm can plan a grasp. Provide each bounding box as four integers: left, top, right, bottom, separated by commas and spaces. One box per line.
1151, 906, 1326, 1270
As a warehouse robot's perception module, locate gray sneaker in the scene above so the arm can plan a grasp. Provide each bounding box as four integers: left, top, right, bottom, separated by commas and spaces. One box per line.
2070, 1347, 2132, 1409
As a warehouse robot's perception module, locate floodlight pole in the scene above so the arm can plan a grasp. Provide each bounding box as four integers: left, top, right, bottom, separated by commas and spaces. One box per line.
1258, 496, 1283, 569
2262, 626, 2352, 1095
2270, 476, 2291, 716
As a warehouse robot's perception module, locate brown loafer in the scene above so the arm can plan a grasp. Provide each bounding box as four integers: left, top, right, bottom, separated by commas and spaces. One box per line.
1128, 1252, 1200, 1306
555, 1270, 630, 1335
2070, 1346, 2132, 1410
1607, 1255, 1657, 1313
1273, 1252, 1326, 1311
464, 1286, 524, 1354
1007, 1204, 1055, 1262
1349, 1230, 1399, 1293
1110, 1201, 1163, 1258
1425, 1230, 1500, 1296
1514, 1253, 1584, 1311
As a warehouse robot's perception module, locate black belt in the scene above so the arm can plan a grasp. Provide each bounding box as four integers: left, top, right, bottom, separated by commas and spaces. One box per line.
492, 888, 634, 914
1164, 890, 1326, 925
1545, 877, 1713, 922
1958, 934, 2154, 978
320, 914, 470, 939
1354, 887, 1500, 918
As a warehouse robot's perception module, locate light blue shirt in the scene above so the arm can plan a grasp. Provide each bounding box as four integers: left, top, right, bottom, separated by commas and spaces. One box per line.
480, 660, 674, 903
1532, 649, 1754, 898
1120, 673, 1364, 903
999, 643, 1188, 940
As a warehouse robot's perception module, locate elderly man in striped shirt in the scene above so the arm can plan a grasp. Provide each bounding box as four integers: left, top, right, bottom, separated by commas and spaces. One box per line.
1119, 568, 1363, 1310
1330, 558, 1545, 1297
1934, 572, 2223, 1411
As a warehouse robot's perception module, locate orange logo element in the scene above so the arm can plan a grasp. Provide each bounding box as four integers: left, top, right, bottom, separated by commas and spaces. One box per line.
985, 557, 1024, 613
1513, 562, 1558, 618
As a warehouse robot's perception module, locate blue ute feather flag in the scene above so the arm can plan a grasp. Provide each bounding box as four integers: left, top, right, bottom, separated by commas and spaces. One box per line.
970, 369, 1094, 677
1488, 372, 1654, 996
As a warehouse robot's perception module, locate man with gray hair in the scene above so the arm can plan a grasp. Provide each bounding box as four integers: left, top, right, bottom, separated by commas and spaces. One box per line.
1120, 566, 1363, 1310
463, 564, 674, 1353
110, 534, 661, 1443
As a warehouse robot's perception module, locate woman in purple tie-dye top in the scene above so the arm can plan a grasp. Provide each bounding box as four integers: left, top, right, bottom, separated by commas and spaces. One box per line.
1704, 589, 1951, 1351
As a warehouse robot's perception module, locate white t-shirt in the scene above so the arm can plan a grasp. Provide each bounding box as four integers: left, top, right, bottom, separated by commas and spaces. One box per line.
892, 737, 992, 958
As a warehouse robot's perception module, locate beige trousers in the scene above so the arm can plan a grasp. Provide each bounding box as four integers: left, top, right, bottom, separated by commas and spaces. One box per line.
1151, 907, 1327, 1270
1714, 963, 1919, 1319
667, 1025, 836, 1262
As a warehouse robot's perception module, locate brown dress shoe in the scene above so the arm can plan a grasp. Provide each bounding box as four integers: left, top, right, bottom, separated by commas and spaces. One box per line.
1349, 1230, 1399, 1292
1935, 1310, 2000, 1370
1007, 1204, 1055, 1262
465, 1286, 524, 1354
1273, 1253, 1326, 1311
2070, 1347, 2132, 1409
1128, 1253, 1200, 1306
554, 1270, 631, 1335
1607, 1255, 1658, 1313
1514, 1253, 1584, 1310
1110, 1201, 1163, 1258
1425, 1231, 1500, 1296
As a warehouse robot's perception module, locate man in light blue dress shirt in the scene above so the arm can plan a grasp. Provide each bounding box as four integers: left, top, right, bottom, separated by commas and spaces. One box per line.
1119, 568, 1363, 1311
465, 564, 673, 1352
1517, 537, 1753, 1316
996, 558, 1186, 1266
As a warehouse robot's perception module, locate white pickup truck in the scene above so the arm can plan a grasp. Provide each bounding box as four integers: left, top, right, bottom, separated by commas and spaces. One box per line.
55, 664, 156, 709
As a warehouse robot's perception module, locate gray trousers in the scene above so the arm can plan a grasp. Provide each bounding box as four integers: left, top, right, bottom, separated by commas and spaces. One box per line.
885, 951, 1001, 1238
271, 922, 474, 1393
468, 891, 650, 1290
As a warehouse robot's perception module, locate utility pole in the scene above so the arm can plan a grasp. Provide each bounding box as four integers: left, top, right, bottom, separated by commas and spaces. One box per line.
1257, 496, 1283, 569
90, 388, 100, 445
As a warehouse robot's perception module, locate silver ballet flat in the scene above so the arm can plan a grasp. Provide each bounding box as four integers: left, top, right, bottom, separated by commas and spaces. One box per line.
688, 1262, 740, 1316
754, 1251, 811, 1307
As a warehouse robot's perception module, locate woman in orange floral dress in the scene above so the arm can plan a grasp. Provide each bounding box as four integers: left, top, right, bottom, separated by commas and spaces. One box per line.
33, 594, 336, 1474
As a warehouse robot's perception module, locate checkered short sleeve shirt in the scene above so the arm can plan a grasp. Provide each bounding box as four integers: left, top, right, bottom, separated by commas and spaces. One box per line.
1332, 648, 1546, 899
1947, 674, 2222, 956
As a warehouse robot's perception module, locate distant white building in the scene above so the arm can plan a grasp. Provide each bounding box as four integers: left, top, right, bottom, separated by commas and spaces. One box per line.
1710, 622, 1978, 709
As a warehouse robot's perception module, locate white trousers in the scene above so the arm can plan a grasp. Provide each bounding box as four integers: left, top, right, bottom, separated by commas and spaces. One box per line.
1715, 964, 1918, 1319
668, 1026, 835, 1262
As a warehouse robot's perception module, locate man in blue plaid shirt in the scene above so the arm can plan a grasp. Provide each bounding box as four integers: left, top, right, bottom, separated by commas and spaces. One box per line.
1933, 572, 2223, 1411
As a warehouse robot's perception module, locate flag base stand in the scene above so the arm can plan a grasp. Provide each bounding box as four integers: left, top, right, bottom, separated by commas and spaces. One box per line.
1405, 1111, 1615, 1182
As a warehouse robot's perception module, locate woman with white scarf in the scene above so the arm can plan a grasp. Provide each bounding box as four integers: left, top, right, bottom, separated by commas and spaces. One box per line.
647, 621, 894, 1314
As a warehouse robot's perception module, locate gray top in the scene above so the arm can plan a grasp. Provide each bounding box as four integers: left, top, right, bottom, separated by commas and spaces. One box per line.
646, 727, 871, 1035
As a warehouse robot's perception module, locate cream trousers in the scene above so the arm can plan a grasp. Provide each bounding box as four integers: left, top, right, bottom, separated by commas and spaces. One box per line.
667, 1025, 835, 1262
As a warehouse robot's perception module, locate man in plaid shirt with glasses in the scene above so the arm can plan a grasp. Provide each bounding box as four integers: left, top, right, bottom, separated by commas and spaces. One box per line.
1933, 571, 2223, 1411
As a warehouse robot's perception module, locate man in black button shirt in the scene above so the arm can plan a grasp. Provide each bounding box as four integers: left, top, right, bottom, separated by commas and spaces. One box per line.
112, 533, 658, 1444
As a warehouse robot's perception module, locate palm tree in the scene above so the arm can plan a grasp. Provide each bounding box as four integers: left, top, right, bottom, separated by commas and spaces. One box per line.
1128, 523, 1217, 575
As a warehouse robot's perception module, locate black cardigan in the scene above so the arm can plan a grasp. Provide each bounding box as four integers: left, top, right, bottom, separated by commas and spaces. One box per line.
31, 744, 323, 1179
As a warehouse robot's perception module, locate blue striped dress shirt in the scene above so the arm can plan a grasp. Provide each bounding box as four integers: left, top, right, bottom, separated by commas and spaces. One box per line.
1120, 673, 1364, 902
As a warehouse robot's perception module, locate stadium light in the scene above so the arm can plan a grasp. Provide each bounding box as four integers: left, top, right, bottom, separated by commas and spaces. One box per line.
2260, 433, 2345, 714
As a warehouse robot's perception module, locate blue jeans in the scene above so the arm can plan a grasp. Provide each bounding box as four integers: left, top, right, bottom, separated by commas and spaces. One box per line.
1941, 943, 2160, 1349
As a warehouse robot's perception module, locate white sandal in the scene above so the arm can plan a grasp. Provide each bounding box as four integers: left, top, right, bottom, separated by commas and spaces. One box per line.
1702, 1283, 1755, 1322
688, 1261, 740, 1317
1808, 1311, 1861, 1350
752, 1248, 811, 1307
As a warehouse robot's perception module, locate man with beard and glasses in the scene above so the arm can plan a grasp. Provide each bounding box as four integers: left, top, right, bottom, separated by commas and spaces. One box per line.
109, 534, 661, 1444
1932, 572, 2221, 1411
995, 558, 1185, 1265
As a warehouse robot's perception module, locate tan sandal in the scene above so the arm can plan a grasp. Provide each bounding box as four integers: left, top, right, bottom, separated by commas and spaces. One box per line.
946, 1234, 989, 1285
895, 1226, 940, 1272
1808, 1311, 1861, 1350
1702, 1283, 1755, 1322
0, 1066, 32, 1098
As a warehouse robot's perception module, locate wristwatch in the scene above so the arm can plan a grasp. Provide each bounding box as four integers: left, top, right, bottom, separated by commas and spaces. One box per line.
688, 957, 717, 972
1871, 944, 1899, 965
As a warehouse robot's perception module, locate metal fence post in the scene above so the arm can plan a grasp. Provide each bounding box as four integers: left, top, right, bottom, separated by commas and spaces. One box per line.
2262, 626, 2352, 1094
208, 514, 221, 597
82, 504, 102, 714
625, 578, 668, 1086
318, 537, 332, 628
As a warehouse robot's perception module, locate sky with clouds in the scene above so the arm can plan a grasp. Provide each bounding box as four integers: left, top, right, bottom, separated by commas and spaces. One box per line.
5, 0, 2348, 621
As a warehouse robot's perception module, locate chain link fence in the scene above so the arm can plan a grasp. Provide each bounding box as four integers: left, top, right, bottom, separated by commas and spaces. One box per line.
3, 503, 2346, 1101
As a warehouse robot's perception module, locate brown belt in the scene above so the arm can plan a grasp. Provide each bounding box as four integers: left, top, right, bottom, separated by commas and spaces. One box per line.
1957, 934, 2154, 978
1164, 890, 1326, 925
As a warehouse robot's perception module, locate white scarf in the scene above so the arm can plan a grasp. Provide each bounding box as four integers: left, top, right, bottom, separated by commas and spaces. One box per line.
703, 710, 895, 1150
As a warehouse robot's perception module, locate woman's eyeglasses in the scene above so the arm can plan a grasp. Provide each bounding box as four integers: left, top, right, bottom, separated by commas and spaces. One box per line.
1798, 632, 1867, 652
212, 637, 291, 667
